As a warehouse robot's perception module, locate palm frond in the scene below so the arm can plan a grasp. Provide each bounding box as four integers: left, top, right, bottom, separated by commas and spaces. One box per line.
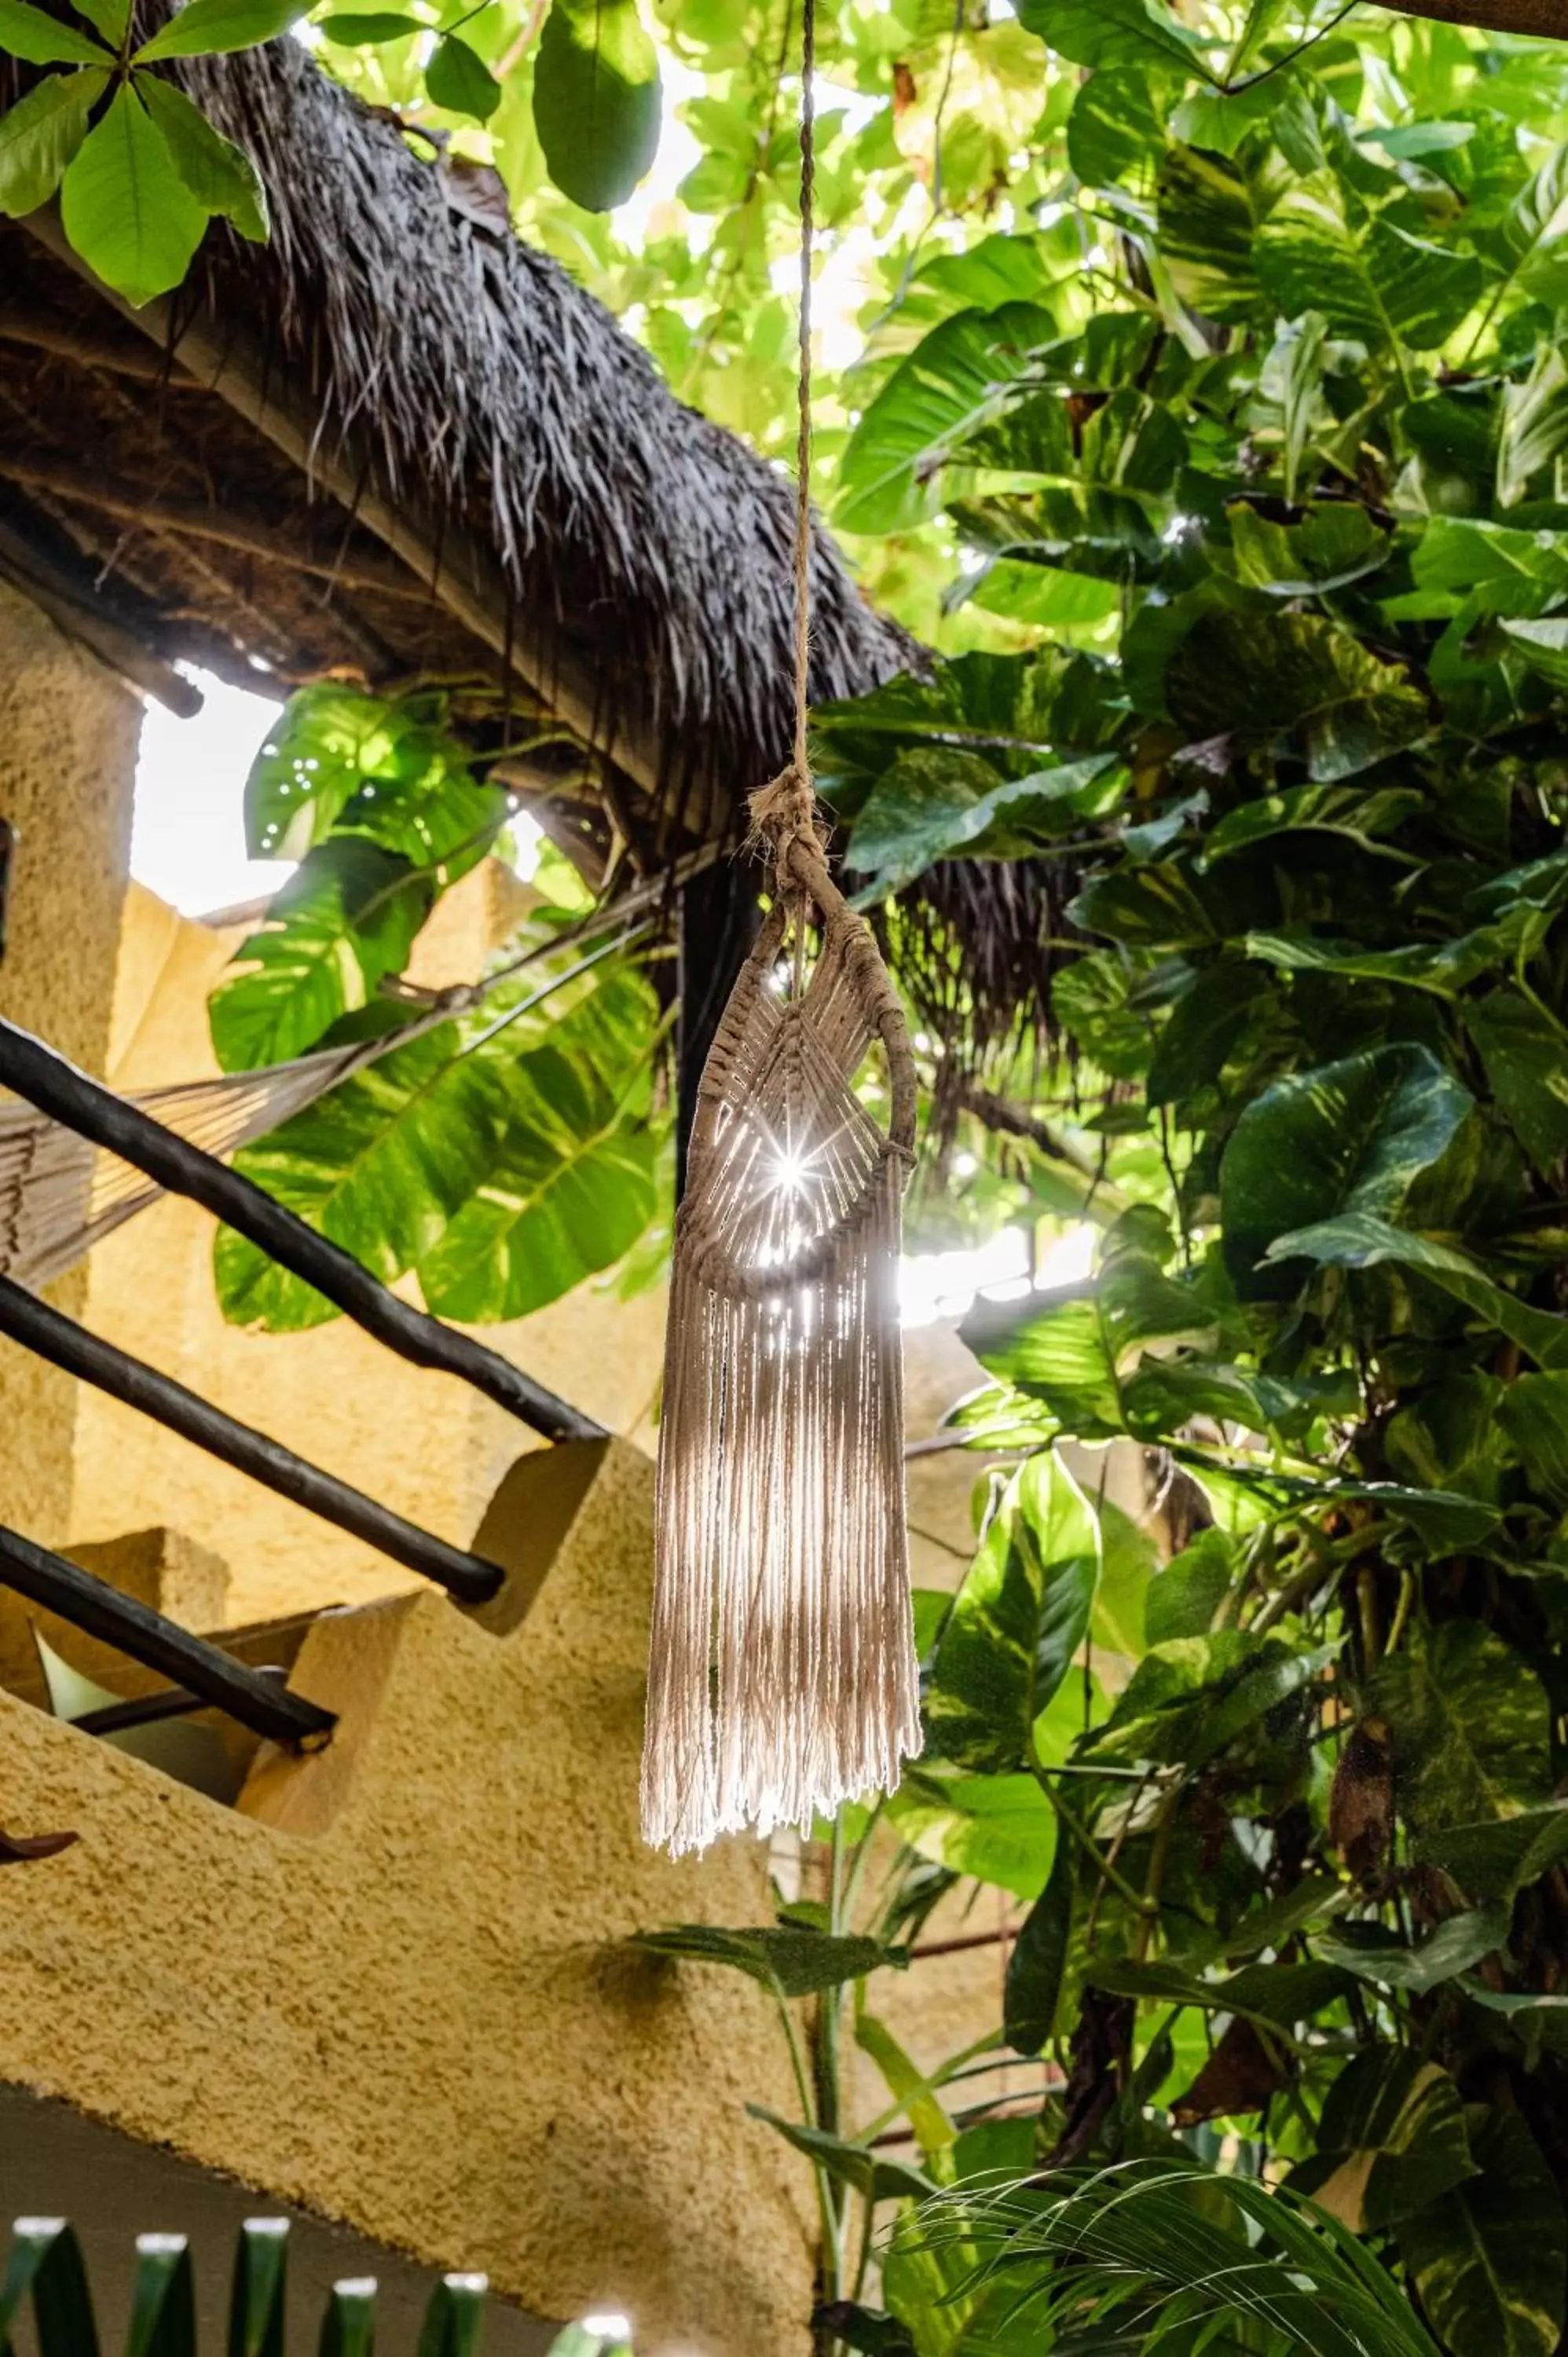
898, 2160, 1442, 2357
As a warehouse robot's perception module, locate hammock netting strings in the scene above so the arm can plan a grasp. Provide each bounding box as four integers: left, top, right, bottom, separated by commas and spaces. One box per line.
643, 866, 920, 1856
0, 1028, 403, 1293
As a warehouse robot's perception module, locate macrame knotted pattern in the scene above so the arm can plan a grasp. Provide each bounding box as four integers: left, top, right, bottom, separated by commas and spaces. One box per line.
641, 770, 921, 1857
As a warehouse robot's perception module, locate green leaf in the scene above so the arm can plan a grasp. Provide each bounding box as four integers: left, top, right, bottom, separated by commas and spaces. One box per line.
1418, 1806, 1568, 1902
1145, 1528, 1233, 1644
1202, 783, 1423, 867
962, 1209, 1219, 1439
1090, 1954, 1353, 2034
532, 0, 658, 207
1066, 64, 1168, 188
885, 1766, 1057, 1900
316, 6, 421, 33
1156, 609, 1428, 779
59, 83, 206, 307
0, 67, 106, 215
1255, 174, 1482, 352
1088, 1630, 1332, 1771
1017, 0, 1208, 74
209, 840, 431, 1072
630, 1922, 907, 1997
416, 1039, 658, 1321
0, 0, 108, 61
1499, 346, 1568, 509
1229, 501, 1390, 597
216, 970, 658, 1330
245, 685, 505, 872
748, 2109, 936, 2206
318, 2280, 376, 2357
134, 0, 309, 59
425, 30, 500, 120
138, 75, 267, 240
1004, 1829, 1075, 2055
1219, 1045, 1473, 1292
836, 302, 1057, 536
1497, 1373, 1568, 1505
848, 750, 1117, 895
925, 1447, 1100, 1774
1270, 1215, 1568, 1371
1315, 1904, 1511, 1996
1463, 990, 1568, 1175
1299, 2052, 1478, 2231
1373, 1623, 1554, 1835
1413, 515, 1568, 612
1398, 2110, 1566, 2357
1158, 143, 1262, 324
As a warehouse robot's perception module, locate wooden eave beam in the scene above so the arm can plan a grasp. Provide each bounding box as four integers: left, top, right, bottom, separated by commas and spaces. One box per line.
21, 207, 690, 828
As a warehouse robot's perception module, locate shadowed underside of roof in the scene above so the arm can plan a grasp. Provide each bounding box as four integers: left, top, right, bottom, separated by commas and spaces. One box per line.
0, 20, 1064, 1060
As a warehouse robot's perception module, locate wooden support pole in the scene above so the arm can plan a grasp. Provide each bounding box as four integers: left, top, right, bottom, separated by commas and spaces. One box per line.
0, 1275, 506, 1605
0, 1522, 336, 1749
0, 1017, 608, 1446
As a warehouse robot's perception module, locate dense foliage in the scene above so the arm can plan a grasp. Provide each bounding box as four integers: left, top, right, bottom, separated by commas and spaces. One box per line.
636, 9, 1568, 2357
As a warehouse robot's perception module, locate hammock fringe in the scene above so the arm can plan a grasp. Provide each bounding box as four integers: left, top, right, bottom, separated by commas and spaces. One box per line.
643, 828, 920, 1857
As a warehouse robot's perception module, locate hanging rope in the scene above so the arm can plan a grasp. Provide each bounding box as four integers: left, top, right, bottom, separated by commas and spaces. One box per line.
642, 0, 921, 1859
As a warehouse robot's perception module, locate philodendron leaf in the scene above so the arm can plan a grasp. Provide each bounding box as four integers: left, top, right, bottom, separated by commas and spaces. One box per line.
1229, 500, 1391, 596
0, 66, 107, 215
1418, 1806, 1568, 1902
848, 751, 1119, 897
138, 75, 268, 240
1497, 1373, 1568, 1503
1297, 2051, 1478, 2232
1017, 0, 1209, 74
425, 31, 500, 121
134, 0, 310, 59
1314, 1905, 1511, 1995
1398, 2110, 1566, 2357
885, 1766, 1057, 1900
1218, 1045, 1472, 1295
836, 301, 1057, 536
60, 82, 207, 306
924, 1446, 1101, 1774
1373, 1622, 1554, 1835
1270, 1214, 1568, 1370
630, 1923, 907, 1997
0, 0, 109, 61
532, 0, 659, 210
209, 838, 431, 1072
316, 6, 421, 32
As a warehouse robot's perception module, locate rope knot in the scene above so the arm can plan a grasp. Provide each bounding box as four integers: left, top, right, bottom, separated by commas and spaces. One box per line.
747, 763, 826, 875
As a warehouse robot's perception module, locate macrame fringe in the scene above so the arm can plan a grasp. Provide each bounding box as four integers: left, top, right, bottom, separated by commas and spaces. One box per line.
642, 831, 921, 1857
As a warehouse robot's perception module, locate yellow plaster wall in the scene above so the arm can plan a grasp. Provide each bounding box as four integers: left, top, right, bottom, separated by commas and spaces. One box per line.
0, 1440, 815, 2354
0, 581, 140, 1545
72, 868, 666, 1626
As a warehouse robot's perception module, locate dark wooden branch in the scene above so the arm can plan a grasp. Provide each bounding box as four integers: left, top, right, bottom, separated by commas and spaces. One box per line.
0, 307, 196, 383
0, 515, 201, 717
1376, 0, 1568, 32
0, 1522, 336, 1749
0, 454, 445, 604
0, 1275, 505, 1604
0, 1018, 608, 1445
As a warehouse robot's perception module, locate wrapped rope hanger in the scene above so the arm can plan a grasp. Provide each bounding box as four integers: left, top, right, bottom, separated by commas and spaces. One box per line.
642, 0, 921, 1857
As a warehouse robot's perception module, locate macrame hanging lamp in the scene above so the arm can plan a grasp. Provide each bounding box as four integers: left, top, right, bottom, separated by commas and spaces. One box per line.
641, 0, 921, 1858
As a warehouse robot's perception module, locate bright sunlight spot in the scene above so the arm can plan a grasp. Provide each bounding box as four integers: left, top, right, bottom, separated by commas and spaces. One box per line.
899, 1222, 1095, 1330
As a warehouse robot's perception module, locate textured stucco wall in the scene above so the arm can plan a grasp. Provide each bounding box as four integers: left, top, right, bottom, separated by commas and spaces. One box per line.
0, 581, 139, 1545
0, 1441, 815, 2354
73, 870, 666, 1625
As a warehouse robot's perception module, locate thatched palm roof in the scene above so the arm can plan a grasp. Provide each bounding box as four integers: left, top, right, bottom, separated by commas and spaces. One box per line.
1, 24, 1052, 1064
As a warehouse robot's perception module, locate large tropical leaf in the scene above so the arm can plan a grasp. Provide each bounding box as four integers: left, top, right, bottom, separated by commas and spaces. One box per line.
924, 1446, 1100, 1774
1218, 1046, 1473, 1293
1397, 2110, 1566, 2357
